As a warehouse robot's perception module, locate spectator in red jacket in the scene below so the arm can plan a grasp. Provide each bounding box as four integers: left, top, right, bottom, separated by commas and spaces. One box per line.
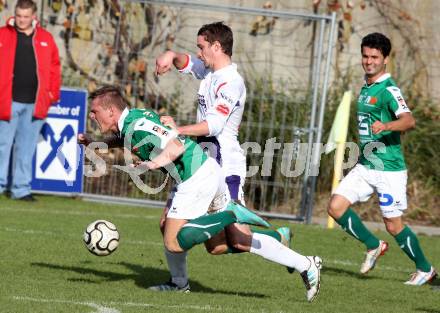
0, 0, 61, 201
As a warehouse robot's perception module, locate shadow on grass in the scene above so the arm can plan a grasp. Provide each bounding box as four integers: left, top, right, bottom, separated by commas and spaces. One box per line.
415, 279, 440, 312
430, 277, 440, 286
31, 261, 267, 298
429, 276, 440, 291
322, 265, 401, 282
415, 309, 440, 313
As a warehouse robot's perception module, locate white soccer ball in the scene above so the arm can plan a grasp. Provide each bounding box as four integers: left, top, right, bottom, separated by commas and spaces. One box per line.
83, 220, 120, 256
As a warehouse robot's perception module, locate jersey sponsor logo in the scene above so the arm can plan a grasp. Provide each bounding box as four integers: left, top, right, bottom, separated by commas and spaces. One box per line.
359, 94, 377, 107
40, 41, 48, 47
198, 94, 207, 111
387, 86, 409, 110
378, 193, 394, 206
152, 125, 170, 136
368, 96, 377, 105
133, 118, 175, 149
215, 104, 230, 116
219, 92, 235, 105
396, 95, 408, 110
358, 94, 366, 102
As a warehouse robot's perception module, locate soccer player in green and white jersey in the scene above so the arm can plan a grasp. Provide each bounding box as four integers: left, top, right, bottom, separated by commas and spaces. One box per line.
327, 32, 437, 285
155, 22, 294, 292
78, 86, 323, 302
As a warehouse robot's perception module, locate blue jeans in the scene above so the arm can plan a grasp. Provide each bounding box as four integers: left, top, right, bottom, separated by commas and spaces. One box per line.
0, 102, 44, 198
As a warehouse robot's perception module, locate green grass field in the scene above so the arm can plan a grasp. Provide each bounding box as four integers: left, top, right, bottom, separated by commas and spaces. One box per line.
0, 195, 439, 313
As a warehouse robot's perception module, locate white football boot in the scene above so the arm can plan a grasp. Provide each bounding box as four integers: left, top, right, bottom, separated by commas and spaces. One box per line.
360, 240, 389, 274
404, 267, 437, 286
300, 256, 322, 302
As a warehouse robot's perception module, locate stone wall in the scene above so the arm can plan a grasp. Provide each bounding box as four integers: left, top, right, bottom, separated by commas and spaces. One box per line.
1, 0, 439, 102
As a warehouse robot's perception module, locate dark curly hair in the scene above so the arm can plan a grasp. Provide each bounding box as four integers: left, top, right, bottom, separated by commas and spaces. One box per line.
361, 32, 392, 57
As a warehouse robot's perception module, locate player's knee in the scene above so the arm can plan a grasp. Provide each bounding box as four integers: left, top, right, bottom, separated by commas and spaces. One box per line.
327, 198, 338, 217
387, 228, 397, 236
383, 218, 403, 236
384, 223, 398, 236
164, 237, 183, 253
328, 196, 346, 219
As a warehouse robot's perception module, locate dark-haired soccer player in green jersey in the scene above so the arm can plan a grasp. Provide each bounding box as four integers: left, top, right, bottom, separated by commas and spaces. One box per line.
78, 86, 322, 301
327, 32, 436, 285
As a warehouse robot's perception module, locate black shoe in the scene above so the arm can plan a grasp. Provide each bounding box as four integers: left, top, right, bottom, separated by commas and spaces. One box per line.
17, 194, 37, 202
148, 279, 190, 292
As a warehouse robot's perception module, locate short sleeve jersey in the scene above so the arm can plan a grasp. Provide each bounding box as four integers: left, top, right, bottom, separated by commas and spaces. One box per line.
357, 73, 411, 171
118, 108, 208, 182
179, 55, 246, 178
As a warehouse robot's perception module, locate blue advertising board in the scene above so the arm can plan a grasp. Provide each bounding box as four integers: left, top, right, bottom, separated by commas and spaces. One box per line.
31, 88, 87, 194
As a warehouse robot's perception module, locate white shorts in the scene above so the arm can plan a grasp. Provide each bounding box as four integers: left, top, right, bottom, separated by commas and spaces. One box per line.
333, 164, 408, 218
167, 158, 230, 220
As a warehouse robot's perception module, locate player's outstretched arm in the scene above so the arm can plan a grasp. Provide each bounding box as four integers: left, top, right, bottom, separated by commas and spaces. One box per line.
160, 115, 210, 137
177, 121, 210, 137
155, 51, 188, 75
77, 133, 123, 148
102, 134, 124, 148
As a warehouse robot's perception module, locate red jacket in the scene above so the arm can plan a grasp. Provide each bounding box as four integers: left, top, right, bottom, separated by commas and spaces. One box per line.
0, 17, 61, 121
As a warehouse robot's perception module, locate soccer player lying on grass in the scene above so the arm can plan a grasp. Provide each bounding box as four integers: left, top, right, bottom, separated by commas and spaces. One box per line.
78, 86, 322, 302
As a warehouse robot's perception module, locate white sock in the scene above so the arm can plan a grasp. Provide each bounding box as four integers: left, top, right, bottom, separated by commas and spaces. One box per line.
249, 232, 310, 272
164, 249, 188, 287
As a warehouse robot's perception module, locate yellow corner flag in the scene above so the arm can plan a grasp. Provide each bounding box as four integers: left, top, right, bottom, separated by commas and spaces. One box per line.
325, 90, 352, 154
326, 91, 352, 228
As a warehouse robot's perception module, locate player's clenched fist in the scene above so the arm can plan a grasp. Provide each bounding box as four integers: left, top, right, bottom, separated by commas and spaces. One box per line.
371, 121, 388, 134
155, 51, 177, 75
160, 115, 177, 129
77, 133, 93, 146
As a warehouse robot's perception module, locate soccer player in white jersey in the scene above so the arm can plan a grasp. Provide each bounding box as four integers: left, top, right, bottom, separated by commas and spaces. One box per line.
159, 21, 247, 206
154, 22, 296, 291
78, 86, 322, 302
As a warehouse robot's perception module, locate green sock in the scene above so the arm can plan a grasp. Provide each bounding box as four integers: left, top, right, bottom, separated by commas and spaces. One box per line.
177, 211, 236, 250
336, 208, 380, 250
394, 226, 431, 272
251, 227, 282, 242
